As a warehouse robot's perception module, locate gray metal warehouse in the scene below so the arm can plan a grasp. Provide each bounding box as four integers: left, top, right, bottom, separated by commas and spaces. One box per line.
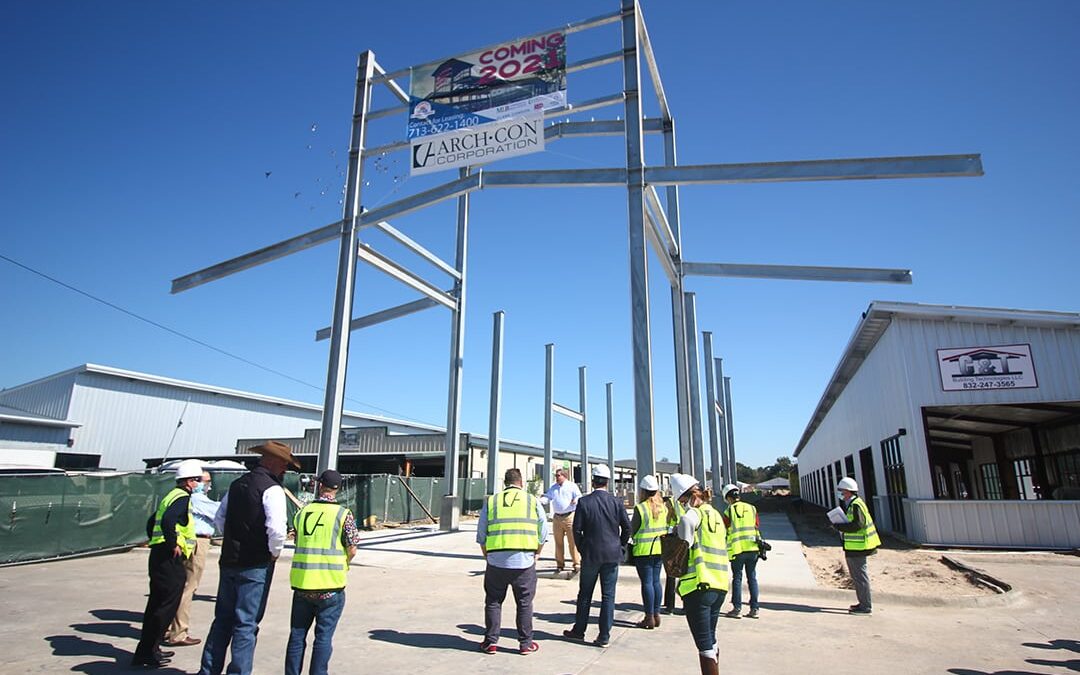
796, 301, 1080, 549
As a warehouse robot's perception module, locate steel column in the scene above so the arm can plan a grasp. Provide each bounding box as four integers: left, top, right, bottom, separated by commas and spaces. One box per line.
702, 332, 723, 497
723, 376, 737, 485
663, 119, 691, 474
486, 311, 505, 496
606, 382, 615, 489
684, 293, 705, 484
621, 0, 655, 480
440, 166, 470, 531
543, 343, 555, 489
714, 358, 731, 485
579, 366, 589, 493
317, 51, 376, 474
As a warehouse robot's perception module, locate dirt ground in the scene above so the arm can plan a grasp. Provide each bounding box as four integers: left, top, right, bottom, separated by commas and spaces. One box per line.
759, 495, 998, 599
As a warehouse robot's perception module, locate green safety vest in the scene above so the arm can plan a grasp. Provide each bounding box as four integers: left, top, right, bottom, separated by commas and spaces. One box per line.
148, 487, 195, 558
290, 501, 351, 591
724, 501, 760, 559
678, 503, 730, 597
632, 501, 668, 556
842, 497, 881, 552
484, 488, 540, 552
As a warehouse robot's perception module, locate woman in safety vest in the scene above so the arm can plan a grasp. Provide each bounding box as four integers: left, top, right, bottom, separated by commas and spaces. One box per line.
721, 483, 761, 619
671, 473, 728, 675
629, 474, 671, 629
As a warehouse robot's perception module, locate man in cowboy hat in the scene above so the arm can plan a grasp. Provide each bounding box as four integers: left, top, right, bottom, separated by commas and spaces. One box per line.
198, 441, 299, 675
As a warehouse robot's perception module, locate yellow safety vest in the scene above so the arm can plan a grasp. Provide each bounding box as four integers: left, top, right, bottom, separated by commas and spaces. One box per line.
678, 503, 730, 597
290, 501, 351, 591
484, 488, 540, 552
149, 487, 195, 558
632, 501, 667, 557
842, 497, 881, 552
724, 501, 760, 558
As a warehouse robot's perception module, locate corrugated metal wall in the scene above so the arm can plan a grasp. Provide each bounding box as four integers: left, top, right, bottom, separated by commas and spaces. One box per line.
0, 422, 70, 445
0, 370, 78, 421
798, 326, 917, 505
906, 499, 1080, 549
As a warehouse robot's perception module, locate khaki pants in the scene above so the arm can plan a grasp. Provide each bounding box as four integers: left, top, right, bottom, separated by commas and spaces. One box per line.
165, 536, 208, 642
552, 513, 579, 570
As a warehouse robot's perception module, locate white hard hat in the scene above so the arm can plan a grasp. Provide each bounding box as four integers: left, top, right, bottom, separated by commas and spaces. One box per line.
837, 477, 859, 492
175, 459, 205, 480
670, 473, 699, 500
591, 464, 612, 479
638, 474, 659, 491
722, 483, 739, 497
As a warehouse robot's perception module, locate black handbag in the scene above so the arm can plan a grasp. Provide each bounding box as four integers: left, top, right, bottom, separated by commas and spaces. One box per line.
756, 536, 772, 561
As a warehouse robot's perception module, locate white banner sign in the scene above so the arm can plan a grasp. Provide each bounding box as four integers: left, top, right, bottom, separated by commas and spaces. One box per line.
410, 113, 544, 176
936, 344, 1038, 391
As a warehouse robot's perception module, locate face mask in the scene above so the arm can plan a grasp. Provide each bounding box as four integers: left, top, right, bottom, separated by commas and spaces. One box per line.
193, 482, 206, 495
836, 491, 845, 501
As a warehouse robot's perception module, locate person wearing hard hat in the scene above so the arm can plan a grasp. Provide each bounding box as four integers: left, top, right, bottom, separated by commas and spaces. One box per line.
833, 476, 880, 615
629, 474, 672, 629
563, 463, 631, 648
720, 484, 761, 619
165, 470, 221, 648
670, 473, 728, 675
132, 458, 204, 668
286, 469, 359, 675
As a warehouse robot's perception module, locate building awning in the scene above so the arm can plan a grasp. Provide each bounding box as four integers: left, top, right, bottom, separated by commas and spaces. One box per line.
924, 401, 1080, 450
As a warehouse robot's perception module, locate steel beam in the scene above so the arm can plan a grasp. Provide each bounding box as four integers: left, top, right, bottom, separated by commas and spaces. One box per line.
579, 366, 589, 493
356, 244, 457, 310
683, 262, 912, 284
171, 221, 341, 294
636, 4, 670, 121
715, 357, 731, 485
644, 184, 678, 257
644, 154, 983, 186
372, 59, 409, 104
358, 172, 481, 227
723, 376, 737, 485
482, 168, 625, 188
702, 331, 723, 497
374, 220, 460, 280
314, 297, 440, 341
605, 382, 615, 488
664, 119, 692, 475
543, 344, 555, 489
644, 210, 679, 286
553, 402, 585, 422
684, 293, 705, 484
545, 118, 664, 142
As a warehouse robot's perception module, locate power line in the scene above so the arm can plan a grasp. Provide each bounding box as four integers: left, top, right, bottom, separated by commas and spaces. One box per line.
0, 252, 440, 426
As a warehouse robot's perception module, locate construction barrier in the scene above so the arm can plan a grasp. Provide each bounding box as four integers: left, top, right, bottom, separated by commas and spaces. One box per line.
0, 472, 486, 565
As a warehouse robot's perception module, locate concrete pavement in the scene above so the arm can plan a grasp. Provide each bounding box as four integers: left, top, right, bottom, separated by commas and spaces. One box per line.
1, 516, 1077, 674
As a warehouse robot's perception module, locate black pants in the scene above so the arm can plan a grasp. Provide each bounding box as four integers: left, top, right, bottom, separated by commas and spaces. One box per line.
135, 545, 186, 658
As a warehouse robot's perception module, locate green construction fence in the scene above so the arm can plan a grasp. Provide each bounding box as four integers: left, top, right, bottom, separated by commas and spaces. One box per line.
0, 472, 486, 566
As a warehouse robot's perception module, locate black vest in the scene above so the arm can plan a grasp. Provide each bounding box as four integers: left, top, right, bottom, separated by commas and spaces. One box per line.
219, 465, 281, 567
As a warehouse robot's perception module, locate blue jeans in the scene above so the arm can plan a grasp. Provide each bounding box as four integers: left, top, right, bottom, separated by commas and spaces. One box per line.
634, 556, 663, 616
682, 587, 726, 652
572, 562, 619, 640
729, 551, 759, 611
198, 562, 275, 675
285, 591, 346, 675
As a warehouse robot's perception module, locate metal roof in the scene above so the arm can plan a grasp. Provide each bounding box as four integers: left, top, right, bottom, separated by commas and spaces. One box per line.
2, 363, 441, 433
794, 301, 1080, 457
0, 403, 80, 428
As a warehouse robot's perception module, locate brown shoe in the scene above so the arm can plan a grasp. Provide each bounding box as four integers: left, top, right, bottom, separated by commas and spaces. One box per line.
652, 613, 661, 628
162, 636, 201, 647
635, 614, 654, 629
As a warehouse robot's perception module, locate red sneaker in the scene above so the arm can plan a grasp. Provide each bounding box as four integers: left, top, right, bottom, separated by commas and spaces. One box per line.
520, 642, 540, 655
479, 641, 497, 654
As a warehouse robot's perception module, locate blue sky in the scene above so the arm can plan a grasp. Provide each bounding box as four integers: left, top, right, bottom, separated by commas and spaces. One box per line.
3, 1, 1078, 470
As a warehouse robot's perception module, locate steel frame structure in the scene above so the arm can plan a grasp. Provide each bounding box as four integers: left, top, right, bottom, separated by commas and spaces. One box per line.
543, 344, 590, 493
171, 1, 982, 531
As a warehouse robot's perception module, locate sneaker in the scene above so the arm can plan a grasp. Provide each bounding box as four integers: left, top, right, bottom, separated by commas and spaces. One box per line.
479, 641, 497, 654
848, 603, 861, 611
594, 636, 610, 647
520, 642, 540, 655
848, 606, 872, 615
746, 609, 759, 619
562, 629, 586, 641
724, 607, 742, 619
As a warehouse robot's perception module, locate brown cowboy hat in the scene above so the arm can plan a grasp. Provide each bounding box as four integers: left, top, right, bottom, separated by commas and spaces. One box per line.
251, 440, 300, 469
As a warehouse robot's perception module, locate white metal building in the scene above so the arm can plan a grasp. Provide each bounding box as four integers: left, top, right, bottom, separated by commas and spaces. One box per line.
796, 302, 1080, 550
0, 364, 442, 470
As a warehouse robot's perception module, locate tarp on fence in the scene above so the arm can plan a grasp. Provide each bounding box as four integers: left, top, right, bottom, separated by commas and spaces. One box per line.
0, 472, 486, 565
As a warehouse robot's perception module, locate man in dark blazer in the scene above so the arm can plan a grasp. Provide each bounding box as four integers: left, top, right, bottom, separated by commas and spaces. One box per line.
563, 464, 631, 647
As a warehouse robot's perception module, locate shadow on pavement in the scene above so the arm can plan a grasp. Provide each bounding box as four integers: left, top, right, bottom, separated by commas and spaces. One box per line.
45, 634, 186, 674
946, 669, 1041, 675
757, 601, 849, 615
69, 622, 140, 640
368, 628, 480, 652
87, 609, 141, 623
358, 547, 484, 561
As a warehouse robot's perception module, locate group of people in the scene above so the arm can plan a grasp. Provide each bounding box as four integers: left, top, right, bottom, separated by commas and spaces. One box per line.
480, 466, 880, 675
139, 439, 879, 674
137, 441, 359, 674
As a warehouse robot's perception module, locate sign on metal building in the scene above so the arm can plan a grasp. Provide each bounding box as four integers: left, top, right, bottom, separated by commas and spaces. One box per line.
408, 30, 567, 174
937, 344, 1038, 391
